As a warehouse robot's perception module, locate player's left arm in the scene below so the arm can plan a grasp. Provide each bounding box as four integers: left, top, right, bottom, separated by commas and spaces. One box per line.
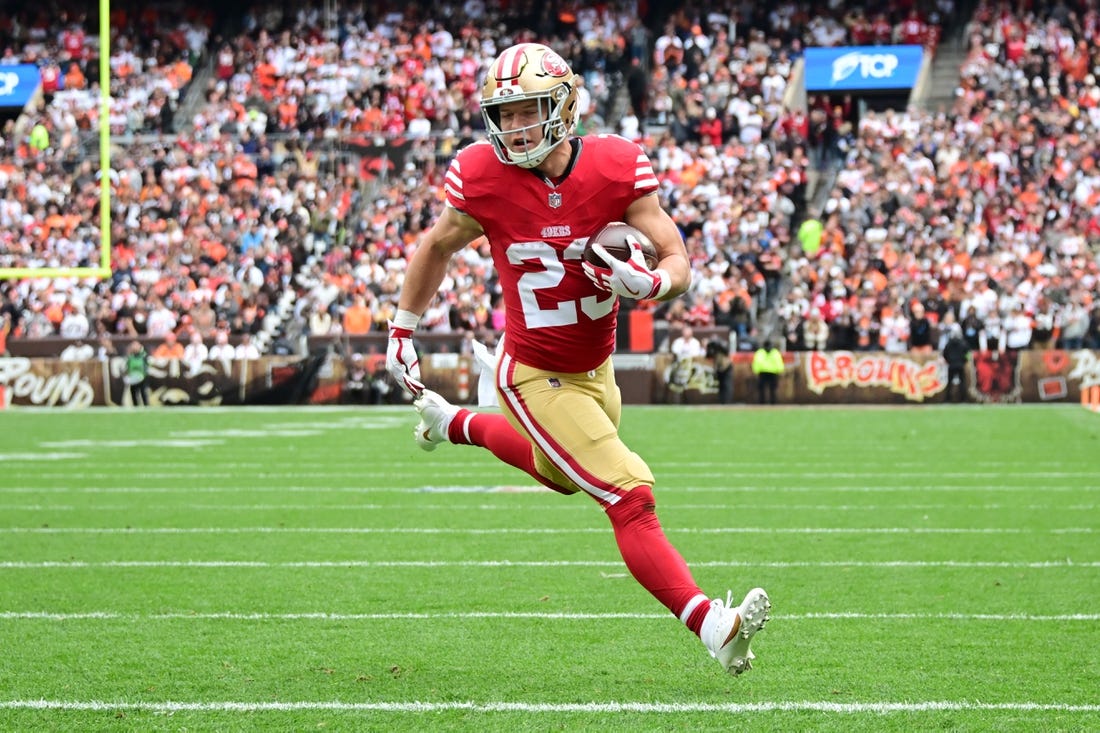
624, 193, 691, 300
388, 205, 484, 397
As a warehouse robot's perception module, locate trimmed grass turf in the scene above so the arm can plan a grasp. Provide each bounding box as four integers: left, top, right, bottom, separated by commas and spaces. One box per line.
0, 404, 1098, 731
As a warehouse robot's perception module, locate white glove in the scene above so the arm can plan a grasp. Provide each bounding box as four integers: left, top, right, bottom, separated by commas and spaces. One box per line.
582, 237, 671, 300
386, 312, 425, 397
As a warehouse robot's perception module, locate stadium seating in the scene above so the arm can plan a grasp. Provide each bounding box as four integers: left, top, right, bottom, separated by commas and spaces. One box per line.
2, 0, 1098, 360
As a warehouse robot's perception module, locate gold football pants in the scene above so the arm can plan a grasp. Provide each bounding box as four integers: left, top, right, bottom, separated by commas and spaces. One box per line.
494, 352, 654, 506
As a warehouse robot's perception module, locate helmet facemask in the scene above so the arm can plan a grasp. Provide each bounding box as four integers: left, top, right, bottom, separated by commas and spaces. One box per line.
482, 86, 574, 168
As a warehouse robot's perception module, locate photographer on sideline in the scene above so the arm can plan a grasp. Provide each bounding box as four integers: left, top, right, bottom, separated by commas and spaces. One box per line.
706, 339, 733, 404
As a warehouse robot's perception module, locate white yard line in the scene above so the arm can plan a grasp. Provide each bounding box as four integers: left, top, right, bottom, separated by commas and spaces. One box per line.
1, 611, 1098, 622
2, 484, 1096, 494
0, 526, 1092, 534
0, 502, 1094, 512
1, 699, 1099, 714
0, 560, 1097, 569
16, 463, 1098, 473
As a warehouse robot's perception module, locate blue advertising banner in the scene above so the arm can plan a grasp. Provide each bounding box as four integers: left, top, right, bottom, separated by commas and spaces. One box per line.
804, 45, 924, 92
0, 64, 42, 108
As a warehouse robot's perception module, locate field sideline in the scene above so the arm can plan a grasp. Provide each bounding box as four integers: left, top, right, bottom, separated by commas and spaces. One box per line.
0, 404, 1097, 731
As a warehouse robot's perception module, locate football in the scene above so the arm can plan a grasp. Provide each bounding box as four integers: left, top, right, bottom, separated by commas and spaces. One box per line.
583, 222, 659, 270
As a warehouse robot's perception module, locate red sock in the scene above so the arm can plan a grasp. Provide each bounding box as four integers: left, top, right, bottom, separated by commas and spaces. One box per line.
449, 411, 573, 494
449, 418, 708, 629
605, 486, 707, 624
683, 597, 712, 634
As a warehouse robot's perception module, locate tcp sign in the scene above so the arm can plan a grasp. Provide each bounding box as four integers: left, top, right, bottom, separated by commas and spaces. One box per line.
804, 45, 924, 92
0, 65, 41, 108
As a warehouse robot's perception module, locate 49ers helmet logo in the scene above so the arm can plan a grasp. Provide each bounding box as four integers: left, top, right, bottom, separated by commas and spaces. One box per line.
541, 51, 569, 77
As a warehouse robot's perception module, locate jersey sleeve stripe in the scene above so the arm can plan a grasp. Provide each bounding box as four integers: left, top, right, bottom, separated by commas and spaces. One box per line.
444, 173, 465, 200
445, 161, 464, 200
634, 153, 658, 191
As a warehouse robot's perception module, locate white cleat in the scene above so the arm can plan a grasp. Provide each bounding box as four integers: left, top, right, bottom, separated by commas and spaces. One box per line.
412, 389, 458, 452
701, 587, 770, 675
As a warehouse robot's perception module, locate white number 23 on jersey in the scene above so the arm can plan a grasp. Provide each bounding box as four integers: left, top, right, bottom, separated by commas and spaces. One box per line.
508, 241, 614, 329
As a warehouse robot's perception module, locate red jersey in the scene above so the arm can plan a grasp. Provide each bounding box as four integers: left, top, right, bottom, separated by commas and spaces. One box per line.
40, 65, 60, 94
850, 19, 872, 45
445, 134, 659, 372
61, 28, 86, 61
900, 17, 926, 45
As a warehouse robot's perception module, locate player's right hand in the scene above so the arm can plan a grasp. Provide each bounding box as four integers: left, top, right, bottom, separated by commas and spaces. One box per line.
386, 324, 425, 397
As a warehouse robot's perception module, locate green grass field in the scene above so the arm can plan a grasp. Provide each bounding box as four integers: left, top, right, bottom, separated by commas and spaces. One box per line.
0, 404, 1098, 732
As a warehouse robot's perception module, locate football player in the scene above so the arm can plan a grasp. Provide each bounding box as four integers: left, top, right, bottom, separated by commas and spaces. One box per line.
386, 42, 769, 674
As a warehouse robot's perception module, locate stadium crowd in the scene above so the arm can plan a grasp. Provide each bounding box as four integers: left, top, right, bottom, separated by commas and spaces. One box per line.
1, 0, 1099, 363
777, 0, 1100, 353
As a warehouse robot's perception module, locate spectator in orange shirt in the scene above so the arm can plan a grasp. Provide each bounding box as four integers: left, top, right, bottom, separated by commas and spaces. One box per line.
152, 331, 185, 360
0, 312, 9, 356
64, 63, 86, 90
342, 294, 373, 335
277, 96, 298, 130
170, 58, 193, 89
44, 300, 65, 330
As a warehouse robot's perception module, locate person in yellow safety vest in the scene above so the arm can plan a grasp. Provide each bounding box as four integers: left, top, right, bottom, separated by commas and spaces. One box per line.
797, 216, 823, 257
29, 121, 50, 153
751, 339, 785, 405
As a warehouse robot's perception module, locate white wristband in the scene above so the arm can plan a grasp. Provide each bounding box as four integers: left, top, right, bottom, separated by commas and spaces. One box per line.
651, 269, 672, 300
392, 309, 421, 331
